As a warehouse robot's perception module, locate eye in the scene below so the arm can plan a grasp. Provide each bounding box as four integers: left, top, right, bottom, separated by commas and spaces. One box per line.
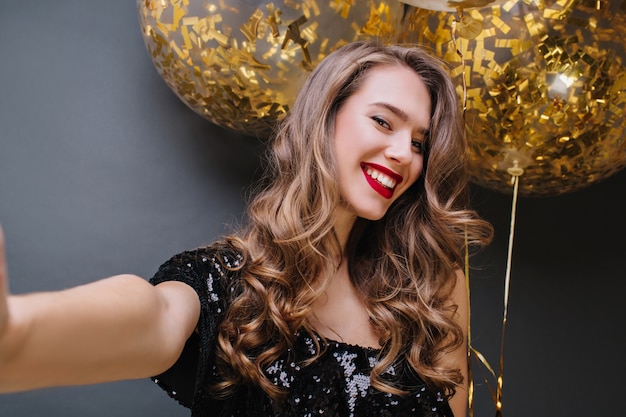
371, 115, 390, 130
411, 140, 424, 153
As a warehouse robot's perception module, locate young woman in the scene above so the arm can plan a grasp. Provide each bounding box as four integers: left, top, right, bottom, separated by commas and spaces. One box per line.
0, 41, 492, 417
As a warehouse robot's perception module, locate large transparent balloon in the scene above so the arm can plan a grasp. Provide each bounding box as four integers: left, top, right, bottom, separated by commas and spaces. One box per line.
400, 1, 626, 196
138, 0, 405, 137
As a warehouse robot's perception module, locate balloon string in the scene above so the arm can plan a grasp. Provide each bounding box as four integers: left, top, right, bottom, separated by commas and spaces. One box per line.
451, 9, 477, 417
452, 10, 476, 417
464, 228, 475, 417
452, 11, 468, 112
496, 170, 522, 417
453, 6, 522, 415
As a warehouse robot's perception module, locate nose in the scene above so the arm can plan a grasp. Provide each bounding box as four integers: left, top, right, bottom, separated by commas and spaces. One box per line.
383, 133, 413, 165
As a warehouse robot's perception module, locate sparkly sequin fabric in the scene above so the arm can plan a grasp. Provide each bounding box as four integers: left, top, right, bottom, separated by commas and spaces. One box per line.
150, 247, 454, 417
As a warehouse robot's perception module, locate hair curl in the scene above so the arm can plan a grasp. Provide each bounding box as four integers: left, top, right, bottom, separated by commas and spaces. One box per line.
212, 41, 493, 400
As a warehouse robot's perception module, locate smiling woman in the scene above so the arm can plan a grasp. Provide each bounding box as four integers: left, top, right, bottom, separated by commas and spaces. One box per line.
0, 40, 493, 417
333, 65, 429, 218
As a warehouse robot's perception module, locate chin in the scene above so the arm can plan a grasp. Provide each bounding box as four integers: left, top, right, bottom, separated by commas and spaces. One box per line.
356, 208, 389, 221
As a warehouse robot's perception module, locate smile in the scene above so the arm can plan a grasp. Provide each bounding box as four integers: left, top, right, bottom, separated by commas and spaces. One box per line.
361, 163, 403, 199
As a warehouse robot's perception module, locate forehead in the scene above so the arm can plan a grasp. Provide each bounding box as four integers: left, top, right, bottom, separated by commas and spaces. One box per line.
351, 64, 432, 127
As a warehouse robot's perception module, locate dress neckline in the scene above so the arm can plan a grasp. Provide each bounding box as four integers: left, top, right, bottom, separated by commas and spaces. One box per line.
306, 330, 382, 354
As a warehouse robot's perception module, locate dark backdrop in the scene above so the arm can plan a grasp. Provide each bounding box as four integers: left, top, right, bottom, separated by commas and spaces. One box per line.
1, 1, 624, 416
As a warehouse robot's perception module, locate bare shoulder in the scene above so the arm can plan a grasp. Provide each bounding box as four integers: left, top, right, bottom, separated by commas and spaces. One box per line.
446, 268, 469, 325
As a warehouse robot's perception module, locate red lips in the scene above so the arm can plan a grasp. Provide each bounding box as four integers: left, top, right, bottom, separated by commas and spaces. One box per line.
360, 162, 403, 200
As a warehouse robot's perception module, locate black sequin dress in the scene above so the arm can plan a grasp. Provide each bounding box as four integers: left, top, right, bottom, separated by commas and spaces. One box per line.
150, 248, 454, 417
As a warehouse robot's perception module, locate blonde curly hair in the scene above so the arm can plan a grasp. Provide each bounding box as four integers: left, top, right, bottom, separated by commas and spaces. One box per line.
213, 41, 493, 400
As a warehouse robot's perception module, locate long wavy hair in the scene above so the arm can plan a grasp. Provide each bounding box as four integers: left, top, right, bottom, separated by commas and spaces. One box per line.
213, 41, 493, 400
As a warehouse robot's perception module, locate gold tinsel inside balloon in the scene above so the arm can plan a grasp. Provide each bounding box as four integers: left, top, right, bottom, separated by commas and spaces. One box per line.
137, 0, 405, 137
400, 0, 626, 196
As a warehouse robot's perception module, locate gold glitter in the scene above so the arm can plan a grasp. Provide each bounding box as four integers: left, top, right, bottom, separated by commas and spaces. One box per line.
138, 0, 405, 137
457, 15, 483, 39
331, 0, 353, 19
300, 0, 321, 18
266, 4, 282, 37
240, 9, 264, 42
399, 1, 626, 196
282, 15, 311, 67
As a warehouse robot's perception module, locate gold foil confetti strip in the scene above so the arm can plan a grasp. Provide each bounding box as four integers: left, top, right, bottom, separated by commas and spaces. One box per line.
331, 0, 353, 19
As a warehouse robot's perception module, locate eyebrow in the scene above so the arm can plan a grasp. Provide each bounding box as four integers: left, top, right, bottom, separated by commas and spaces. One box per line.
370, 102, 429, 135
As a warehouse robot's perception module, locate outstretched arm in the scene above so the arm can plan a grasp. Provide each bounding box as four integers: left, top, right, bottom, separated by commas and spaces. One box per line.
0, 227, 200, 393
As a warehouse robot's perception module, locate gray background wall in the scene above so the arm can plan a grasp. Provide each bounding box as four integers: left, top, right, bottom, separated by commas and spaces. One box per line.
1, 1, 624, 416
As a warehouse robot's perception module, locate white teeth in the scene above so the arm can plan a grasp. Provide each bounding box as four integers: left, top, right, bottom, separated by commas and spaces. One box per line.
366, 167, 397, 189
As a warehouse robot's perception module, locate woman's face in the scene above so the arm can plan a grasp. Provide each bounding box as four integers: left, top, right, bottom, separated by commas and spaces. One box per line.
333, 64, 431, 223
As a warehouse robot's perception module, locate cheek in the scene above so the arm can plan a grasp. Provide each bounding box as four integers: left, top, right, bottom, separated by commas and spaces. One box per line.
409, 159, 425, 186
333, 141, 353, 181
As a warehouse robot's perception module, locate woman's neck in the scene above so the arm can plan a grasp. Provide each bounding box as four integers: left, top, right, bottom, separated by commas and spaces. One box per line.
333, 206, 357, 253
310, 261, 380, 348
